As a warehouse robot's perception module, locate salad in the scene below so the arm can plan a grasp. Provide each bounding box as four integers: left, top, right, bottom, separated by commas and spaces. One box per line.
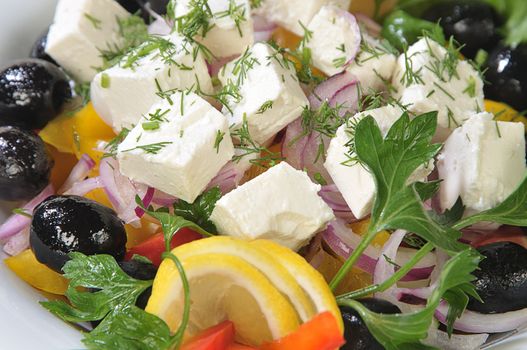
0, 0, 526, 349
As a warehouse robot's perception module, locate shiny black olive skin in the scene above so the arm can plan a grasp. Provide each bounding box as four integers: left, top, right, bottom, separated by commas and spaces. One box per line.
30, 29, 57, 65
149, 0, 169, 14
340, 298, 401, 350
0, 59, 72, 130
118, 260, 157, 309
30, 195, 127, 273
484, 44, 527, 112
467, 242, 527, 314
0, 126, 53, 201
423, 1, 502, 59
116, 0, 144, 13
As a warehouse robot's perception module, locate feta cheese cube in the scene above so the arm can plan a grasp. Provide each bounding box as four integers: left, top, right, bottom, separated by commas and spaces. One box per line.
210, 162, 335, 250
173, 0, 254, 58
46, 0, 130, 82
219, 42, 309, 144
392, 38, 484, 141
437, 112, 526, 214
306, 5, 361, 76
91, 34, 213, 132
257, 0, 351, 36
116, 92, 234, 203
346, 33, 397, 92
324, 104, 434, 219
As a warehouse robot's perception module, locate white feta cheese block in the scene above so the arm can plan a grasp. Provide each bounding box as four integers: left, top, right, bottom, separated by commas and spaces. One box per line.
346, 33, 397, 92
91, 34, 213, 132
257, 0, 351, 36
173, 0, 254, 57
324, 105, 434, 219
306, 5, 361, 76
219, 42, 309, 144
116, 92, 234, 203
437, 112, 526, 214
210, 162, 335, 251
392, 38, 484, 141
45, 0, 130, 82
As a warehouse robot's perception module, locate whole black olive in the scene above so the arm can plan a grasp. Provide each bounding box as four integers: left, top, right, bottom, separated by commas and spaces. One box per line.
423, 0, 502, 59
340, 298, 401, 350
484, 44, 527, 112
467, 242, 527, 314
149, 0, 169, 14
116, 0, 145, 14
30, 195, 127, 273
118, 260, 157, 309
0, 126, 53, 201
30, 29, 57, 66
0, 59, 72, 130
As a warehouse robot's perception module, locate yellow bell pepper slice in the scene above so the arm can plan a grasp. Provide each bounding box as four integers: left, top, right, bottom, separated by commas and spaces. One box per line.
4, 249, 69, 295
485, 100, 527, 132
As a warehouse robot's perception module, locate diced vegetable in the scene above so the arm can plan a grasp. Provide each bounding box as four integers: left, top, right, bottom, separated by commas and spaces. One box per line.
181, 321, 235, 350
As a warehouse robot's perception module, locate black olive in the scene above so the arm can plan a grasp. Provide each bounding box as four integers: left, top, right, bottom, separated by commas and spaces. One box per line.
484, 44, 527, 112
467, 242, 527, 314
423, 0, 502, 59
116, 0, 145, 14
0, 59, 72, 130
30, 29, 57, 66
340, 298, 401, 350
118, 260, 157, 309
0, 126, 53, 201
149, 0, 169, 14
30, 195, 127, 273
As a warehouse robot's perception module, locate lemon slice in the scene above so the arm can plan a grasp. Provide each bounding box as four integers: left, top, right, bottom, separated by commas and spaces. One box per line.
146, 253, 300, 346
171, 236, 316, 322
250, 239, 343, 332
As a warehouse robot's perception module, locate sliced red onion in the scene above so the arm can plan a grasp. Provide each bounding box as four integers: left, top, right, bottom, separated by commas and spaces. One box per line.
374, 229, 407, 301
309, 71, 360, 116
253, 15, 276, 42
207, 161, 242, 194
62, 177, 103, 196
99, 157, 150, 226
471, 225, 527, 249
151, 189, 178, 206
354, 13, 382, 38
282, 118, 332, 182
58, 154, 96, 194
208, 55, 239, 77
424, 327, 488, 350
3, 227, 30, 256
0, 184, 54, 241
134, 186, 155, 218
319, 184, 356, 221
435, 301, 527, 333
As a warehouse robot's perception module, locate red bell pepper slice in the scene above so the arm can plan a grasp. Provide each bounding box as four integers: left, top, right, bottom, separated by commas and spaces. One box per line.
124, 228, 202, 266
226, 343, 258, 350
180, 320, 235, 350
260, 312, 345, 350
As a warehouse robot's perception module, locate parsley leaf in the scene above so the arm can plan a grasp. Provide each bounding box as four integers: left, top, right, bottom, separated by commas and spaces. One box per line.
173, 187, 221, 233
454, 175, 527, 229
339, 249, 481, 349
330, 112, 467, 291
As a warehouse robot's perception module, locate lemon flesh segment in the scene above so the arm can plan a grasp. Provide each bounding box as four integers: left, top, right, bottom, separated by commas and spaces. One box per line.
250, 239, 344, 332
171, 236, 316, 322
146, 253, 300, 346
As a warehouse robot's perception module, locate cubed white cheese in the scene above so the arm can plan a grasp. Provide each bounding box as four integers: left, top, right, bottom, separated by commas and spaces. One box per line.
210, 162, 335, 250
219, 42, 309, 144
306, 5, 361, 76
346, 33, 397, 92
392, 38, 484, 141
437, 112, 526, 214
46, 0, 130, 82
116, 91, 234, 203
324, 104, 434, 219
91, 34, 213, 132
173, 0, 254, 58
257, 0, 351, 36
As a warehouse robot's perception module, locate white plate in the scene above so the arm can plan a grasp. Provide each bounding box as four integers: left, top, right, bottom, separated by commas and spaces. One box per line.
0, 0, 525, 349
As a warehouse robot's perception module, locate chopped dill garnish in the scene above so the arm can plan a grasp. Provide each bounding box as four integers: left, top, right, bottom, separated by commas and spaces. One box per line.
84, 13, 102, 29
103, 127, 131, 158
121, 142, 173, 155
256, 100, 274, 114
214, 130, 225, 153
216, 0, 248, 37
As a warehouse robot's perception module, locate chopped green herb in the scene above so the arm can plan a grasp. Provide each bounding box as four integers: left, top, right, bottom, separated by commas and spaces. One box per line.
216, 0, 248, 37
121, 141, 173, 155
84, 13, 102, 29
256, 100, 274, 114
313, 172, 328, 186
173, 187, 222, 233
101, 73, 111, 88
332, 56, 347, 68
141, 121, 160, 131
214, 130, 225, 153
12, 208, 32, 218
103, 127, 131, 158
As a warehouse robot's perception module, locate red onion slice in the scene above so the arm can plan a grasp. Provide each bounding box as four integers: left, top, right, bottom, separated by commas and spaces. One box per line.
319, 184, 356, 221
354, 13, 382, 38
62, 177, 103, 196
151, 189, 178, 206
435, 301, 527, 333
207, 55, 239, 77
207, 161, 242, 195
253, 15, 276, 42
0, 184, 54, 241
374, 229, 407, 301
3, 227, 30, 256
148, 17, 172, 36
309, 71, 360, 116
58, 154, 96, 194
134, 187, 155, 218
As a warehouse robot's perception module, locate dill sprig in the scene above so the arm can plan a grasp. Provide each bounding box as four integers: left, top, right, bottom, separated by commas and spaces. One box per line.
121, 141, 173, 155
103, 127, 131, 158
216, 0, 248, 37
